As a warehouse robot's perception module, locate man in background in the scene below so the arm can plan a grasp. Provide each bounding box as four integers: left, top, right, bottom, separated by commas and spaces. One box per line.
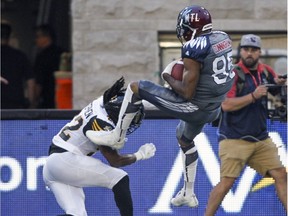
34, 24, 64, 108
205, 34, 287, 215
1, 22, 36, 109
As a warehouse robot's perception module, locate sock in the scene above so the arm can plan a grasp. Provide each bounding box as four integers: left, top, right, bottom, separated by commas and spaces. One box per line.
180, 142, 198, 196
112, 175, 133, 216
115, 84, 142, 140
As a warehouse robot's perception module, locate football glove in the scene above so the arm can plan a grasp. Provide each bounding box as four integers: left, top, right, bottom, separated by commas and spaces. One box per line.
134, 143, 156, 161
161, 59, 181, 80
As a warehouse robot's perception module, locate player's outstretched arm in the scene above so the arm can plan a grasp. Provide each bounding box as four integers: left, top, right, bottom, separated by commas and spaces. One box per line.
99, 143, 156, 168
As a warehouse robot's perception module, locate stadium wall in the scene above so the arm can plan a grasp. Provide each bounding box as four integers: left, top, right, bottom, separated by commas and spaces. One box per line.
71, 0, 287, 108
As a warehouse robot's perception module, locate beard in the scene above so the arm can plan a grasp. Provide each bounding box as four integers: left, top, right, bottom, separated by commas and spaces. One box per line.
241, 57, 259, 69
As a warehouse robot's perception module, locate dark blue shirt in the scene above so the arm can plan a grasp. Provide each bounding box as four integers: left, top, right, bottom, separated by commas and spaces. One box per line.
34, 44, 63, 108
1, 45, 34, 108
218, 61, 277, 142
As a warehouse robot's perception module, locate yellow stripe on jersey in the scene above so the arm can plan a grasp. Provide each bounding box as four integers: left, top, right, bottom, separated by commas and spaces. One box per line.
92, 119, 102, 131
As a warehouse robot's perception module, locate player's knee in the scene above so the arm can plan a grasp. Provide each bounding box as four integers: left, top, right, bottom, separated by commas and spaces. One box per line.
129, 82, 139, 94
113, 175, 130, 192
177, 135, 195, 149
178, 139, 193, 148
279, 167, 288, 179
176, 129, 194, 147
271, 167, 287, 182
219, 177, 236, 191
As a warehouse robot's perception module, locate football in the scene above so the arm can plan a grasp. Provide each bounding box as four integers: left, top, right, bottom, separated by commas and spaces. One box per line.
171, 60, 184, 81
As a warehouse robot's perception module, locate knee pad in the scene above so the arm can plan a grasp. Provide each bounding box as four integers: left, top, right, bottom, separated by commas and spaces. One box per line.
113, 175, 130, 193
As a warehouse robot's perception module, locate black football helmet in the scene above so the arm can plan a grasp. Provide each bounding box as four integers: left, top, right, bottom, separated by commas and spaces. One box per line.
103, 79, 145, 135
104, 94, 145, 135
176, 5, 213, 44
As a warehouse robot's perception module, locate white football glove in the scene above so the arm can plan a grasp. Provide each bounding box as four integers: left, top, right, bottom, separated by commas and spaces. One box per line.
161, 58, 183, 80
161, 59, 178, 80
134, 143, 156, 161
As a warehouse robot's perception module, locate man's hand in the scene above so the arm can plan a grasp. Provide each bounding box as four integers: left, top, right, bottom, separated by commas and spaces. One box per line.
0, 76, 9, 85
253, 85, 268, 99
274, 75, 287, 85
134, 143, 156, 161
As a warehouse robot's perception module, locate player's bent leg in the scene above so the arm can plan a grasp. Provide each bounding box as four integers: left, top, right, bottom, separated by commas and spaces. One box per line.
112, 175, 133, 216
171, 141, 199, 208
48, 182, 88, 216
86, 84, 142, 148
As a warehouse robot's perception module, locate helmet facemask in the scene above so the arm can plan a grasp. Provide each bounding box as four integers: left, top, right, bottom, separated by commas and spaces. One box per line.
176, 19, 197, 45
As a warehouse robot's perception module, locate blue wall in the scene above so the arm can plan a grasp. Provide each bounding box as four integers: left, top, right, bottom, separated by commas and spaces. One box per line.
1, 119, 286, 216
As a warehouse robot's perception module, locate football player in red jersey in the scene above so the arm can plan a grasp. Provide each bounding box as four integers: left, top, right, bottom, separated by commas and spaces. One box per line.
86, 5, 235, 208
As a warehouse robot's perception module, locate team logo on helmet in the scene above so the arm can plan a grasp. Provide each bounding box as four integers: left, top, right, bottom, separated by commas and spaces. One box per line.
176, 5, 212, 44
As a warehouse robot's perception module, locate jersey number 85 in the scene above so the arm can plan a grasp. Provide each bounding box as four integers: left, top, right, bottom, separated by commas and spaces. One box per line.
212, 51, 234, 84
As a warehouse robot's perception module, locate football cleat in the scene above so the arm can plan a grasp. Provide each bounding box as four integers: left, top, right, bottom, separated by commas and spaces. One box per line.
171, 189, 199, 208
86, 130, 125, 149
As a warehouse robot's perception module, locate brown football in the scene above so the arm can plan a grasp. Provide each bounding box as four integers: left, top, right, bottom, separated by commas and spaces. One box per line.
171, 60, 184, 81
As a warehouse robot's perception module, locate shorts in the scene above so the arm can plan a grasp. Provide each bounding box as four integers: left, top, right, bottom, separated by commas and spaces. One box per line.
219, 138, 284, 178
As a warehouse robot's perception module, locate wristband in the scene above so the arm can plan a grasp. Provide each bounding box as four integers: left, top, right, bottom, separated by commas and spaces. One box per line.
251, 93, 256, 103
134, 152, 142, 161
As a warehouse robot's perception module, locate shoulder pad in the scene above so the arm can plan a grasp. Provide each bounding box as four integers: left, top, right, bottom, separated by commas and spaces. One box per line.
83, 117, 114, 135
182, 36, 209, 61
